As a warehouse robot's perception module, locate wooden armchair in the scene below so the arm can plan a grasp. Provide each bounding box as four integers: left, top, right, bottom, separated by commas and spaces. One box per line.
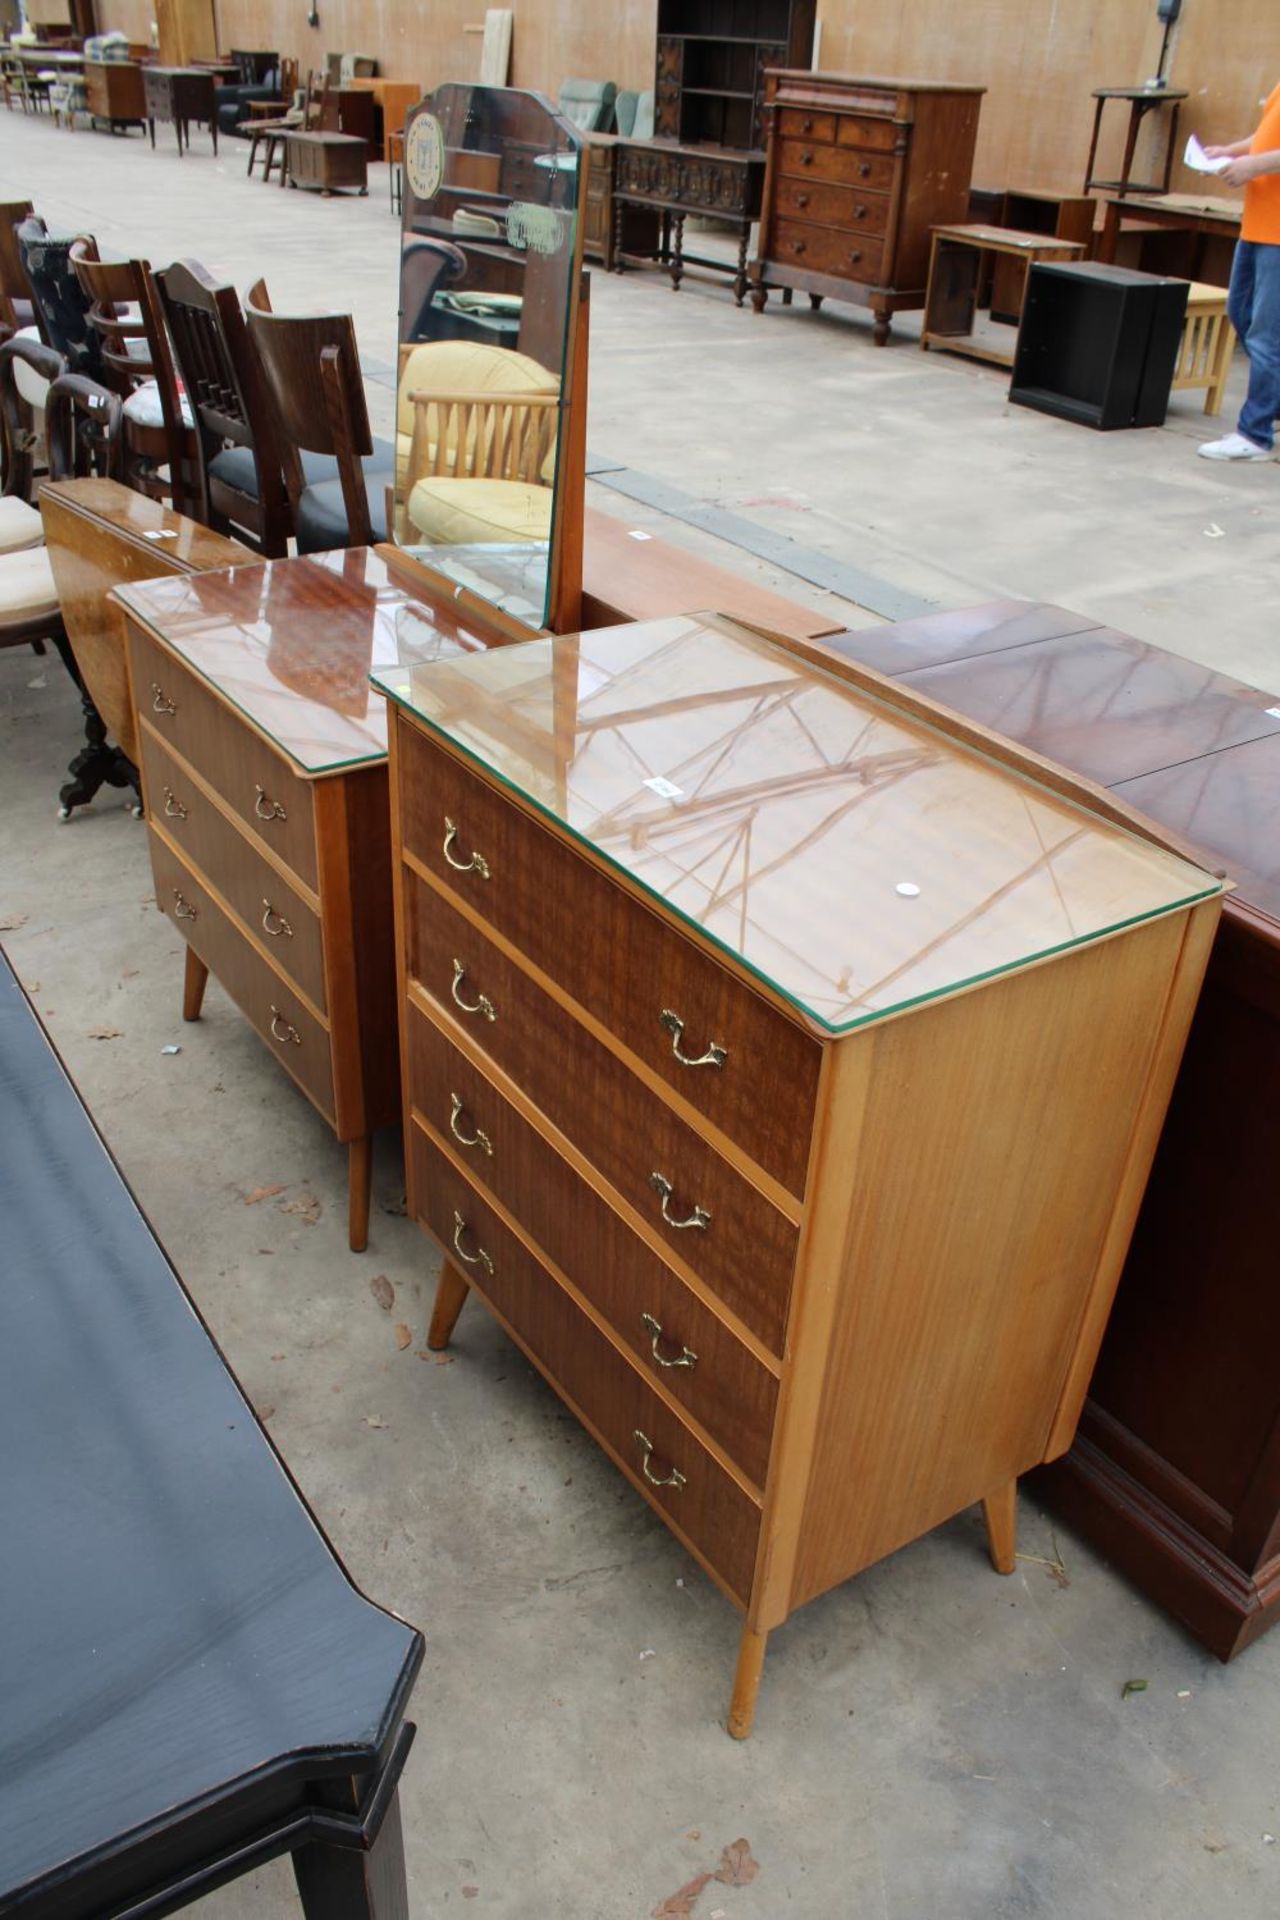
243, 279, 394, 553
68, 239, 195, 512
401, 379, 560, 550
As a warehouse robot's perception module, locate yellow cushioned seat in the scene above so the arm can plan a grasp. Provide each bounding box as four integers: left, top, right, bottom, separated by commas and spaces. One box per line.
396, 340, 559, 493
0, 496, 44, 556
0, 547, 58, 624
406, 477, 553, 547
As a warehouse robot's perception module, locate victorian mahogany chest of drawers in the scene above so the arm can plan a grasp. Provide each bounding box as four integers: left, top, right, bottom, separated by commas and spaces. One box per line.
376, 612, 1221, 1735
750, 71, 985, 343
115, 549, 496, 1250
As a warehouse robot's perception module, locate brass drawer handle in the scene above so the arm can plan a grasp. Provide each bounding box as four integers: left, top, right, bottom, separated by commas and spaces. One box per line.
634, 1429, 686, 1491
641, 1312, 697, 1371
793, 238, 806, 255
659, 1010, 726, 1070
162, 786, 187, 820
796, 191, 810, 208
650, 1171, 711, 1232
261, 899, 293, 939
850, 249, 863, 264
801, 115, 813, 132
856, 202, 868, 217
172, 889, 197, 920
451, 958, 496, 1022
254, 784, 287, 822
449, 1091, 493, 1155
799, 146, 814, 165
442, 816, 491, 879
859, 161, 871, 178
270, 1005, 301, 1046
452, 1209, 494, 1274
151, 682, 177, 716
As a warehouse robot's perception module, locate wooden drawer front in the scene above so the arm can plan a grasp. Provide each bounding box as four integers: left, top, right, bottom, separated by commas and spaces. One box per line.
397, 720, 820, 1197
127, 624, 319, 890
775, 177, 889, 237
408, 1019, 778, 1486
406, 873, 798, 1354
414, 1135, 761, 1602
149, 836, 335, 1123
778, 139, 896, 194
776, 107, 837, 144
139, 727, 327, 1012
772, 218, 883, 284
835, 113, 899, 154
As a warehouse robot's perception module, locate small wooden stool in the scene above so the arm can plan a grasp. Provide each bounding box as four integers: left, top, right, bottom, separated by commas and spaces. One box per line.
1171, 281, 1235, 416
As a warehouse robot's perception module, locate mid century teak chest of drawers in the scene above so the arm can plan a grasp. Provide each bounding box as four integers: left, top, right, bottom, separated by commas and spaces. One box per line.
750, 71, 985, 342
114, 548, 500, 1249
374, 612, 1223, 1736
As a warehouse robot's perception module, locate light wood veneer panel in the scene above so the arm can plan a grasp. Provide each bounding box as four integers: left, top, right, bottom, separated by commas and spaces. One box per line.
138, 725, 327, 1011
407, 1010, 779, 1487
405, 871, 799, 1354
149, 835, 335, 1123
127, 626, 319, 889
787, 910, 1197, 1613
396, 723, 821, 1199
414, 1144, 762, 1605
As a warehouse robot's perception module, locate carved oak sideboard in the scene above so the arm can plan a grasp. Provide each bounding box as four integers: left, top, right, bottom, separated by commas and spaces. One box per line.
612, 140, 766, 305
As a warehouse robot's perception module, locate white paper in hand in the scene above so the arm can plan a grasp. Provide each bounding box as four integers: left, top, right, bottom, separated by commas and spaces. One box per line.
1185, 134, 1230, 176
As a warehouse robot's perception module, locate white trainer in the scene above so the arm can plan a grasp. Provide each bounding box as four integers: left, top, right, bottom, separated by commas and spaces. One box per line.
1197, 431, 1273, 461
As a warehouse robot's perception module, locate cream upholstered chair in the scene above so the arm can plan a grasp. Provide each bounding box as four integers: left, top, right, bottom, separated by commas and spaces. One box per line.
395, 340, 558, 545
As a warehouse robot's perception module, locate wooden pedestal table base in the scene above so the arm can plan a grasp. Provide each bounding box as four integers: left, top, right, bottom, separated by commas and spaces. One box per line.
426, 1254, 1021, 1740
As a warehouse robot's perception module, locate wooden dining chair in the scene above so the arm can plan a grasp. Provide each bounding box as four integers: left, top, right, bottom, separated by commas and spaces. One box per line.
154, 258, 295, 556
0, 198, 36, 337
68, 238, 195, 513
243, 280, 394, 553
0, 329, 62, 511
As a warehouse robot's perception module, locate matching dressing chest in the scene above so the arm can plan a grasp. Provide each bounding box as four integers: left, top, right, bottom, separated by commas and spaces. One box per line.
114, 549, 499, 1250
374, 612, 1221, 1735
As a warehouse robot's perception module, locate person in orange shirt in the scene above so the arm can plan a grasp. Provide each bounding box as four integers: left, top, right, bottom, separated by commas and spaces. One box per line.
1198, 82, 1280, 458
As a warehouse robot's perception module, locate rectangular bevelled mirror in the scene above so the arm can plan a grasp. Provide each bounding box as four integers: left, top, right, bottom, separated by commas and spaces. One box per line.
394, 84, 584, 635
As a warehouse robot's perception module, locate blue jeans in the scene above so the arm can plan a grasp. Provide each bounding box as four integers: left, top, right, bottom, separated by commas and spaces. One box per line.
1228, 239, 1280, 449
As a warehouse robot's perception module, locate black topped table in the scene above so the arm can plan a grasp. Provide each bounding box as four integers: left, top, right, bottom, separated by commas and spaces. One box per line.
0, 948, 423, 1918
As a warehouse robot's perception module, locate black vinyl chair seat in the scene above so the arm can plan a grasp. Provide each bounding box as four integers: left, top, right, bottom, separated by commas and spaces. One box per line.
0, 950, 422, 1919
294, 463, 394, 554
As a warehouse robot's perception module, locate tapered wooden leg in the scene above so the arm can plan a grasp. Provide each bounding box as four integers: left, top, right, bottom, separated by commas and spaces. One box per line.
182, 946, 208, 1021
427, 1258, 470, 1350
982, 1478, 1018, 1575
727, 1623, 768, 1741
293, 1785, 409, 1920
348, 1133, 372, 1253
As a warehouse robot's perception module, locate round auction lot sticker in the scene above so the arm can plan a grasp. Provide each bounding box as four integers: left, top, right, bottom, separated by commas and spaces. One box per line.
405, 111, 446, 203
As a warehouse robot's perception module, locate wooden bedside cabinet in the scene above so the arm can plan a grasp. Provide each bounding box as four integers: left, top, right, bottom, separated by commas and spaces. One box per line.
375, 613, 1223, 1736
115, 547, 497, 1250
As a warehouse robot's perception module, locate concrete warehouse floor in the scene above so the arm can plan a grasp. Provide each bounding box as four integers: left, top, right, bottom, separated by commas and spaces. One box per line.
2, 108, 1278, 1920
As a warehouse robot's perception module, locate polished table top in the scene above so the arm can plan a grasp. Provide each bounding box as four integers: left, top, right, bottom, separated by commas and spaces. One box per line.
374, 611, 1221, 1035
0, 949, 421, 1911
825, 600, 1280, 926
114, 547, 493, 776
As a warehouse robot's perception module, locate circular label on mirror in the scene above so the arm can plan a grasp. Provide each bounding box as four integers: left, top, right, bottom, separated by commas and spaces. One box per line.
404, 111, 445, 202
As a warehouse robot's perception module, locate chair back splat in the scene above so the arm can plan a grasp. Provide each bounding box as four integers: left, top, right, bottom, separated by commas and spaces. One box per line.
155, 259, 295, 557
244, 278, 377, 551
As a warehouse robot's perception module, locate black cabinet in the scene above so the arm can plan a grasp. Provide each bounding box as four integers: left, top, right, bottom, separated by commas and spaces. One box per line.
1010, 262, 1188, 429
